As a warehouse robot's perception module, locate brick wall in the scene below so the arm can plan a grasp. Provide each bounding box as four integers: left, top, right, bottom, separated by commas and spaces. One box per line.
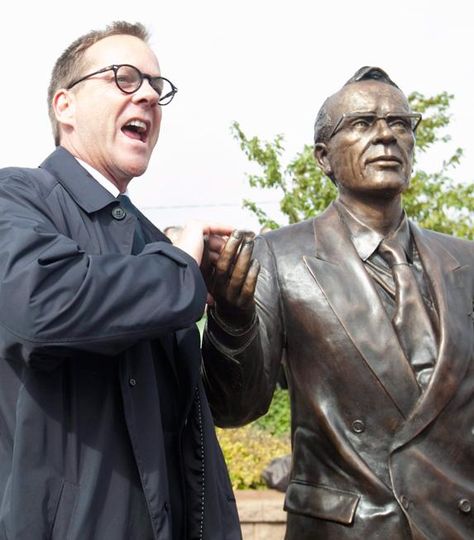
235, 490, 286, 540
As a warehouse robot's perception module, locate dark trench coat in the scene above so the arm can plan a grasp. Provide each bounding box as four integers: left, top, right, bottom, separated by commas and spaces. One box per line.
0, 147, 241, 540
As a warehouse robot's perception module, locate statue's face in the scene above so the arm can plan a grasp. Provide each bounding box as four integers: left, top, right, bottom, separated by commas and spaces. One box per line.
319, 80, 415, 200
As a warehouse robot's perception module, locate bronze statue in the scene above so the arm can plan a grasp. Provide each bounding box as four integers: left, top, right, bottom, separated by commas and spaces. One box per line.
202, 67, 474, 539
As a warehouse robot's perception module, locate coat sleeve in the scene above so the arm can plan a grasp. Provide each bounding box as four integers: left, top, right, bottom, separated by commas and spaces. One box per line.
202, 235, 285, 427
0, 170, 207, 368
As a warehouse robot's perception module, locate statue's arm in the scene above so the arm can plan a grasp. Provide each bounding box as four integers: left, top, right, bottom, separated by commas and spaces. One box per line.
202, 234, 284, 427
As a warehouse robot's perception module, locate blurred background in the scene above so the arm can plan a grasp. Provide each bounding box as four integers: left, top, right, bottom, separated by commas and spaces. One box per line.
1, 0, 472, 232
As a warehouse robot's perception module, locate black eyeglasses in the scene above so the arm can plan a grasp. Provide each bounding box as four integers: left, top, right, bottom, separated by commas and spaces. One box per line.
328, 112, 422, 139
67, 64, 178, 105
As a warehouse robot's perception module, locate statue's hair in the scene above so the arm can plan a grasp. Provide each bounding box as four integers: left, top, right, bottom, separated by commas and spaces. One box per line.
313, 66, 400, 145
48, 21, 149, 146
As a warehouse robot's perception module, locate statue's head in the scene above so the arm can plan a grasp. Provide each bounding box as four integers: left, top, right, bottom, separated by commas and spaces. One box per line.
313, 67, 421, 199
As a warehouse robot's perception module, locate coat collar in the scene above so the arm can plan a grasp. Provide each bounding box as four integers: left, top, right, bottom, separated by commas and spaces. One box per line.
40, 147, 170, 244
40, 146, 116, 214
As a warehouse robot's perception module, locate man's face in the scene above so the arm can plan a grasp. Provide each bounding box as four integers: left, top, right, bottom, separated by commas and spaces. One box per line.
317, 80, 415, 200
62, 34, 162, 187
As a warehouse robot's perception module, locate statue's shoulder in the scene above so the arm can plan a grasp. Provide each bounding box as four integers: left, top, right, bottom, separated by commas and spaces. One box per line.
263, 217, 314, 236
414, 222, 474, 258
258, 217, 316, 251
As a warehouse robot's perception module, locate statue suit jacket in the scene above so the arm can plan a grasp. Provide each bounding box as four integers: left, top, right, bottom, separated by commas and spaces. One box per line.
203, 202, 474, 540
0, 147, 240, 540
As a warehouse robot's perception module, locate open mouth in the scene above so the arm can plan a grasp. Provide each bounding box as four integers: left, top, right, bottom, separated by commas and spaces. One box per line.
122, 119, 149, 143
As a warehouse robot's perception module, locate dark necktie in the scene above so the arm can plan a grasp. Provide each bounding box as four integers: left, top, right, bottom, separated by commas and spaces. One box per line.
116, 194, 146, 254
378, 238, 437, 390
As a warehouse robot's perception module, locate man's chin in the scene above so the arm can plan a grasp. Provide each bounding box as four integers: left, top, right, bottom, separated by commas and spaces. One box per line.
121, 159, 150, 180
350, 178, 409, 202
366, 173, 409, 194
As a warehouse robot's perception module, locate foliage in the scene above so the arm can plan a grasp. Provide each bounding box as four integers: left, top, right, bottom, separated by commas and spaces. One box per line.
253, 388, 291, 436
216, 423, 290, 490
216, 390, 291, 490
232, 91, 473, 239
405, 92, 473, 238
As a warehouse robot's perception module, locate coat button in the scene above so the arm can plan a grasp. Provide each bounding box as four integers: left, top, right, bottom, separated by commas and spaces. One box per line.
351, 419, 365, 433
458, 498, 472, 513
112, 206, 126, 220
400, 495, 410, 510
129, 377, 137, 387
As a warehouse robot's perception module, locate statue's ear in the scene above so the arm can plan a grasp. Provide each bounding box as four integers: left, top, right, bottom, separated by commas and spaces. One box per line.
314, 143, 332, 177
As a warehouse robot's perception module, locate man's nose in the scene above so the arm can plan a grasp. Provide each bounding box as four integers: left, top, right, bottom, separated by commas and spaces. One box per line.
372, 118, 396, 143
132, 79, 159, 107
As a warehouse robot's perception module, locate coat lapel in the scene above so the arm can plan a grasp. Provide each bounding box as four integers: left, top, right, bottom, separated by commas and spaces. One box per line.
392, 223, 473, 450
303, 205, 420, 418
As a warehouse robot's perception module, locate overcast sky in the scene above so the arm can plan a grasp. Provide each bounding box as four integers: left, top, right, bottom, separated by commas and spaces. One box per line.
1, 0, 472, 231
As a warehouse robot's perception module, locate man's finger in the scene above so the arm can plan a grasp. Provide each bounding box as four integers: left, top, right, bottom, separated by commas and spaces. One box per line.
203, 223, 235, 237
214, 230, 244, 280
227, 240, 254, 296
207, 234, 227, 256
239, 259, 260, 307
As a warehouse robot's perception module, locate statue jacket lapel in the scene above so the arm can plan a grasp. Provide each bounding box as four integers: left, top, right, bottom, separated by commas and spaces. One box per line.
391, 222, 473, 450
304, 205, 473, 447
303, 204, 420, 419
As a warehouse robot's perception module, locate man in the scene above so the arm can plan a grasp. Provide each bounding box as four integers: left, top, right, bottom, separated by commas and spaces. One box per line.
203, 67, 474, 539
0, 22, 240, 540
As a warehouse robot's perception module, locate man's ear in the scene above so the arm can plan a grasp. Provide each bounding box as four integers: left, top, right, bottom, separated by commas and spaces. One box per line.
52, 89, 76, 130
314, 142, 332, 177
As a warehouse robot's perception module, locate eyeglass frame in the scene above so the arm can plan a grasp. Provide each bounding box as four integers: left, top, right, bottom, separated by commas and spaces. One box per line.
66, 63, 178, 105
327, 111, 422, 140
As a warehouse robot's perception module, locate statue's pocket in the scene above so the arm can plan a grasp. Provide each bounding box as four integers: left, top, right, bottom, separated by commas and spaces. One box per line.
284, 480, 360, 525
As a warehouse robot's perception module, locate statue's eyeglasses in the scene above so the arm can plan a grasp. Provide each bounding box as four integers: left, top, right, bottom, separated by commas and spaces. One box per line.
67, 64, 178, 105
328, 112, 422, 139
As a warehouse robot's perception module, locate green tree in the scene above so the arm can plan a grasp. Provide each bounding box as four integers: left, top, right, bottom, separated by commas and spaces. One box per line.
232, 92, 473, 239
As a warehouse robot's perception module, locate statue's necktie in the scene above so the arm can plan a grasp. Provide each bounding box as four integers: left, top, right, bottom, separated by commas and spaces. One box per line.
116, 194, 146, 254
378, 238, 437, 390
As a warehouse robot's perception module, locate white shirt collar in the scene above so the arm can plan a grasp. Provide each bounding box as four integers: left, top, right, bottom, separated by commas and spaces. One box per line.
75, 157, 130, 198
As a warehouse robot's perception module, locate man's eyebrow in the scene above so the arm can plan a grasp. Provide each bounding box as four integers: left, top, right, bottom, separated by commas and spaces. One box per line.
347, 110, 412, 115
345, 111, 377, 116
